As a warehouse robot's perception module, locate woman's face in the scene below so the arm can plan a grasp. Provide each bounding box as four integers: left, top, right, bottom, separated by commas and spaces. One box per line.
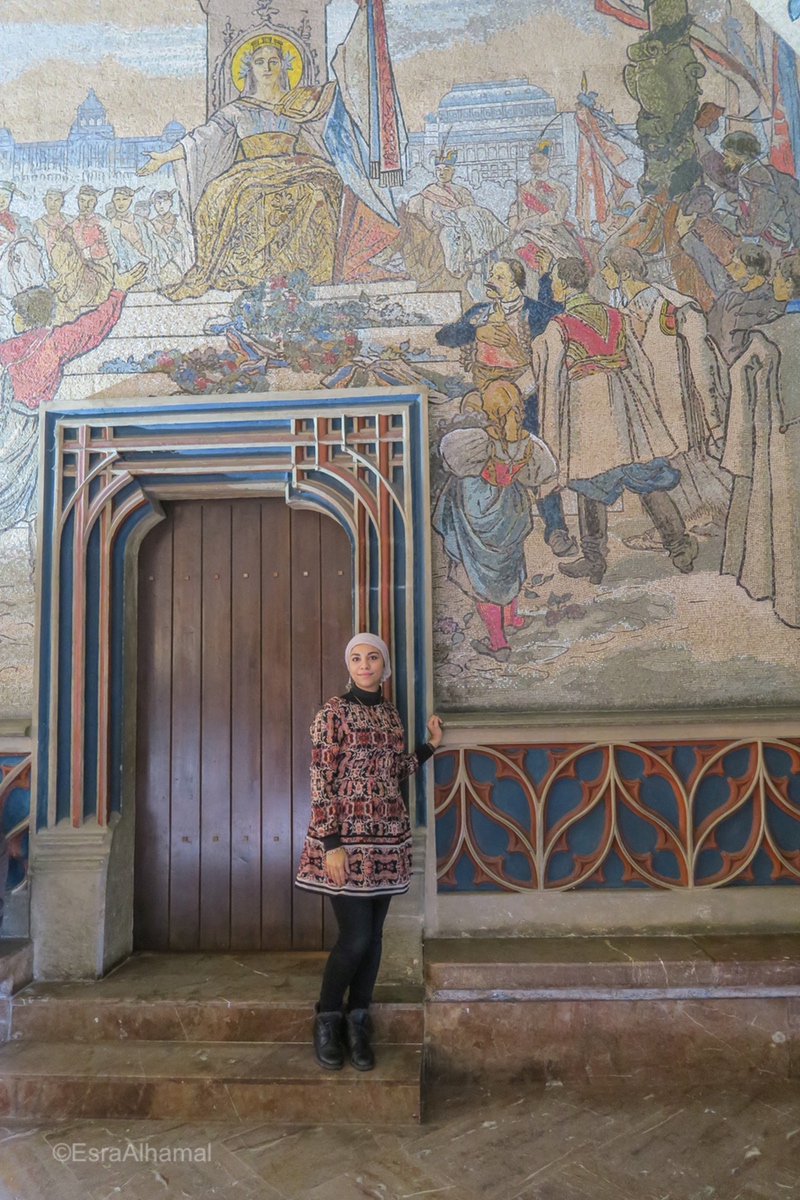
349, 644, 384, 691
252, 48, 283, 85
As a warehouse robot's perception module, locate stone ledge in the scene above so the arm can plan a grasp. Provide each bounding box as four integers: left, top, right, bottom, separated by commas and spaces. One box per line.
424, 936, 800, 1085
425, 996, 798, 1087
0, 724, 32, 743
425, 935, 800, 993
0, 1040, 423, 1122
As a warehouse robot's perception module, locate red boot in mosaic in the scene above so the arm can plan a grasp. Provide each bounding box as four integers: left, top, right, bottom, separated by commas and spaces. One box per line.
472, 602, 511, 663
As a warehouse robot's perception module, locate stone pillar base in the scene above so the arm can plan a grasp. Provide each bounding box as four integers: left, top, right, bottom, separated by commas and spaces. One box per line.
378, 830, 425, 988
29, 813, 132, 980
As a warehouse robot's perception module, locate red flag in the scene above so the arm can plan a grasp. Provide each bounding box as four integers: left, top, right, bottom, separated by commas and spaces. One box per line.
594, 0, 648, 31
772, 36, 800, 175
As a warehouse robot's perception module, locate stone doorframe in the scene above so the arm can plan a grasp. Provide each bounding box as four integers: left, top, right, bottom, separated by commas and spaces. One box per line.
30, 389, 432, 979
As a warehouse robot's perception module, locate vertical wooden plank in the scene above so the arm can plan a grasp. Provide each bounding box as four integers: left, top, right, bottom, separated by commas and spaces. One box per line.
261, 499, 293, 950
169, 503, 203, 951
199, 501, 232, 950
291, 509, 324, 949
230, 498, 263, 949
134, 512, 174, 950
320, 516, 354, 949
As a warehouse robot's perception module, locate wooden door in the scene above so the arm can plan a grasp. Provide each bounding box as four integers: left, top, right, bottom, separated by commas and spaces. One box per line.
133, 498, 352, 951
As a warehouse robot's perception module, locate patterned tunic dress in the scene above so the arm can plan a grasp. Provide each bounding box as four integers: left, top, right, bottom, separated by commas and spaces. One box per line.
295, 689, 431, 897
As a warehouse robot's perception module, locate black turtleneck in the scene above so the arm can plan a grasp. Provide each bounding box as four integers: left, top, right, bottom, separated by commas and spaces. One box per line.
321, 687, 435, 852
340, 682, 385, 706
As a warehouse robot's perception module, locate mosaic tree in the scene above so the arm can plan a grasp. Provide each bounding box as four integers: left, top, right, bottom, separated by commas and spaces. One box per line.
624, 0, 705, 193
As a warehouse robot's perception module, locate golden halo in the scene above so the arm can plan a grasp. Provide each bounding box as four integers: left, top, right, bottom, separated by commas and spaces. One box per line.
231, 34, 303, 92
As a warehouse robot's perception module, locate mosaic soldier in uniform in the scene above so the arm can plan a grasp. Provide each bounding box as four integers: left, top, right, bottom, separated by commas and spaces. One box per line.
395, 149, 475, 301
600, 244, 731, 544
403, 147, 508, 302
508, 142, 585, 276
532, 256, 698, 584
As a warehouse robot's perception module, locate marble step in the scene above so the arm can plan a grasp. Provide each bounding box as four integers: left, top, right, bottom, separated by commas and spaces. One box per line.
424, 937, 800, 1087
425, 935, 800, 997
10, 951, 424, 1044
10, 994, 423, 1044
0, 1039, 422, 1123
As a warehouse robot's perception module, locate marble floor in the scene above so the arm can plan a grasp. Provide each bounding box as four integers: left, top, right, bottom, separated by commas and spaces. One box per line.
1, 1077, 799, 1200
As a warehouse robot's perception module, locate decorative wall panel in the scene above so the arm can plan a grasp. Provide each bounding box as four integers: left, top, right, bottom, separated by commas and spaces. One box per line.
0, 754, 31, 891
435, 741, 800, 891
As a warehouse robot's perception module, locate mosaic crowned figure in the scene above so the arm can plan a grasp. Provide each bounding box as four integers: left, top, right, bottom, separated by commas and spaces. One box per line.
139, 4, 406, 296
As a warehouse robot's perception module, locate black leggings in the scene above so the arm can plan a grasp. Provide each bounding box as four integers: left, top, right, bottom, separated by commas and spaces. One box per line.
318, 894, 392, 1012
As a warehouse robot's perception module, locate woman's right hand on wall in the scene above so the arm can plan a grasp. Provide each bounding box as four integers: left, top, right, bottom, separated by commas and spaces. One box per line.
427, 715, 444, 748
324, 847, 348, 888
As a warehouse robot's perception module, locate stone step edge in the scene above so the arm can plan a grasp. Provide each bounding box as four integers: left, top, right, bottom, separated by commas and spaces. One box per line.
7, 1032, 424, 1041
7, 1001, 424, 1044
0, 1041, 423, 1081
12, 995, 423, 1006
0, 1045, 423, 1124
9, 998, 423, 1031
428, 984, 800, 1002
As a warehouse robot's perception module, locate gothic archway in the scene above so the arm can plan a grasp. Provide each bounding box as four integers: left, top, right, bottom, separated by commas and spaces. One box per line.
31, 389, 431, 977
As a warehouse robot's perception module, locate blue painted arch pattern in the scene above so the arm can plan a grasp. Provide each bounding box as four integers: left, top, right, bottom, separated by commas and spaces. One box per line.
0, 754, 31, 891
434, 740, 800, 890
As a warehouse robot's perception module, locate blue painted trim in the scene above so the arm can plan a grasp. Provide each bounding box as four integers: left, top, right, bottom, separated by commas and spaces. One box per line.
51, 393, 422, 420
777, 36, 800, 167
410, 397, 429, 825
35, 411, 60, 829
55, 504, 75, 826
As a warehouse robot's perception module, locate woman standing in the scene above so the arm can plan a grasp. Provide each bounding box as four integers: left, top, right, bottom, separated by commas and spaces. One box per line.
295, 634, 443, 1072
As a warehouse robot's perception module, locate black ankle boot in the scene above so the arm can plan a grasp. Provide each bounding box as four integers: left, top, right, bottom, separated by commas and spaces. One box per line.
313, 1005, 345, 1071
345, 1008, 375, 1072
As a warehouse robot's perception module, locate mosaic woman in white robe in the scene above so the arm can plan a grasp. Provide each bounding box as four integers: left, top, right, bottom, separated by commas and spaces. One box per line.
139, 13, 404, 300
139, 44, 342, 298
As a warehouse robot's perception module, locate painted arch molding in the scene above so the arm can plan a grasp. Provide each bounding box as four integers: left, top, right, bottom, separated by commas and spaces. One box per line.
34, 389, 431, 834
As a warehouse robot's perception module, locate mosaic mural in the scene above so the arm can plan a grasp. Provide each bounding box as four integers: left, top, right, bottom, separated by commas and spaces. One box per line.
1, 0, 800, 717
435, 740, 800, 889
